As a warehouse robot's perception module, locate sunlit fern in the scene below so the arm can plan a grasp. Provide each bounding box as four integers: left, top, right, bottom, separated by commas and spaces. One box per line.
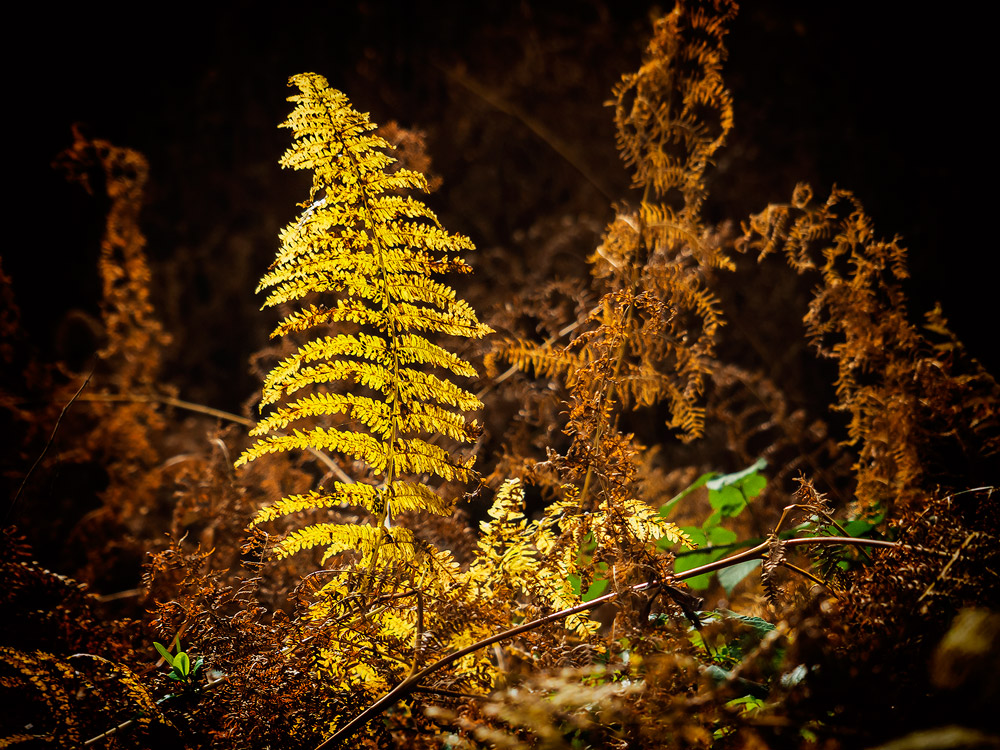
236, 73, 492, 570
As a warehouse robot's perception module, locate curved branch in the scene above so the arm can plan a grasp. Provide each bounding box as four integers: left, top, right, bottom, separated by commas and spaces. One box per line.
318, 534, 901, 747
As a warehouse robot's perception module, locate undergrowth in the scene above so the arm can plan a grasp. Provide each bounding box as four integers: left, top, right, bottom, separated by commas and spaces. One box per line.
2, 2, 997, 749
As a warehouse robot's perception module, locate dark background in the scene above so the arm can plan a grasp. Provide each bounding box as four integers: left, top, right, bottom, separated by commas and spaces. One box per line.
10, 1, 995, 413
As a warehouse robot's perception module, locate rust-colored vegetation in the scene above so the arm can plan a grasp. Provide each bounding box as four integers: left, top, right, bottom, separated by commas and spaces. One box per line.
3, 2, 997, 748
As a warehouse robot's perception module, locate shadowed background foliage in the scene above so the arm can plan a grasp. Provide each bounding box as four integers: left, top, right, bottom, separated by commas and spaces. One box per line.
14, 0, 994, 415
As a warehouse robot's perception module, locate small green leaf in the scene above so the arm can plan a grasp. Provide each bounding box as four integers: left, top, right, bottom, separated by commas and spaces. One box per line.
717, 611, 776, 636
568, 573, 582, 597
706, 526, 737, 546
741, 472, 766, 500
710, 485, 747, 517
675, 548, 726, 590
582, 577, 609, 602
727, 694, 765, 713
717, 559, 761, 596
702, 509, 723, 530
674, 526, 736, 589
842, 518, 879, 537
175, 651, 190, 677
705, 459, 766, 491
682, 526, 707, 547
153, 641, 175, 666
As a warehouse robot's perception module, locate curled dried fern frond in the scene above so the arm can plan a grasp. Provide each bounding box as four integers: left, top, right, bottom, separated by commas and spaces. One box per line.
740, 184, 1000, 515
612, 0, 736, 221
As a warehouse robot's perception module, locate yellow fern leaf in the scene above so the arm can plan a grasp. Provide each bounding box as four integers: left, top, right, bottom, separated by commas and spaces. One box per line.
238, 73, 491, 586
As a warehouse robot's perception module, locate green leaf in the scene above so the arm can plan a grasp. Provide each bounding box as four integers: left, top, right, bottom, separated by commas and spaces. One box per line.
684, 575, 714, 591
175, 651, 190, 677
718, 611, 776, 636
659, 472, 716, 519
705, 459, 766, 491
675, 548, 726, 590
717, 559, 761, 596
706, 526, 737, 546
674, 526, 736, 590
683, 526, 707, 547
727, 694, 765, 713
582, 577, 609, 602
709, 485, 746, 518
568, 573, 582, 597
842, 517, 880, 537
741, 472, 766, 500
153, 641, 175, 667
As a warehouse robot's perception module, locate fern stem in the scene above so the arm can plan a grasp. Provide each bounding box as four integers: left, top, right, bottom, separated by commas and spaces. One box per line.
579, 285, 636, 509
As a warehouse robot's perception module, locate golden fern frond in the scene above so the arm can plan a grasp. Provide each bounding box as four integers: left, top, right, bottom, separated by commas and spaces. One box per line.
237, 73, 491, 569
249, 484, 379, 525
270, 522, 415, 564
0, 648, 81, 747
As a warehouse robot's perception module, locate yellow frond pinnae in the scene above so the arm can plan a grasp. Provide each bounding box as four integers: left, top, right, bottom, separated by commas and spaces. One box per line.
239, 73, 489, 575
249, 483, 381, 527
384, 481, 453, 516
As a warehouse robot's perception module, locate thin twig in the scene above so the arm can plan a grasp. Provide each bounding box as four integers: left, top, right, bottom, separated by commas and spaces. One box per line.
7, 371, 92, 522
78, 391, 254, 426
440, 64, 614, 202
77, 391, 354, 484
779, 560, 840, 599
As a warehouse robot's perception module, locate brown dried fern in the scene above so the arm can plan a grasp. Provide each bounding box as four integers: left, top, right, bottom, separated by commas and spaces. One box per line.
740, 184, 1000, 516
